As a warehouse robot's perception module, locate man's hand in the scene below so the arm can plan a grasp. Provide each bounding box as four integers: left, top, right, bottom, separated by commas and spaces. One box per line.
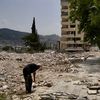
33, 72, 36, 82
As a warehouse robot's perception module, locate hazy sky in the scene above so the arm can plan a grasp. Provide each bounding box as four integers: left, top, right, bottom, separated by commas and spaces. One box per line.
0, 0, 61, 36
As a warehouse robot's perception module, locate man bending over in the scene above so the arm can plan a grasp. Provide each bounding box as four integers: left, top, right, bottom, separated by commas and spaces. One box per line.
23, 63, 41, 93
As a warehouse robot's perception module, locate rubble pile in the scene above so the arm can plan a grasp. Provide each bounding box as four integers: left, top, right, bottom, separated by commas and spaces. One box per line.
39, 92, 79, 100
31, 52, 79, 73
0, 51, 100, 100
0, 51, 78, 73
0, 52, 78, 94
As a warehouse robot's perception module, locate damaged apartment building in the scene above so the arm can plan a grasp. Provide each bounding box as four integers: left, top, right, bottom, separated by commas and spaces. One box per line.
60, 0, 89, 51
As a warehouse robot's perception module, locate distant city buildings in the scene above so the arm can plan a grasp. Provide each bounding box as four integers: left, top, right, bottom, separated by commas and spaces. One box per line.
60, 0, 87, 51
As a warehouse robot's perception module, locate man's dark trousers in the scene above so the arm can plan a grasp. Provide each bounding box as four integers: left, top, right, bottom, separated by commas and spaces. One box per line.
24, 74, 32, 93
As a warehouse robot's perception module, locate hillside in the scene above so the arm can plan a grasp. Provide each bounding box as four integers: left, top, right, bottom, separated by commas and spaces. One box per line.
0, 28, 60, 46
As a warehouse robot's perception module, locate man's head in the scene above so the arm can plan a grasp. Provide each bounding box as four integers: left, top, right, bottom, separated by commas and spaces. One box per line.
37, 63, 42, 69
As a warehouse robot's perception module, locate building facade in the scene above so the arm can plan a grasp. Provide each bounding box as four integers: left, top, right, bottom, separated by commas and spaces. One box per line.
60, 0, 85, 51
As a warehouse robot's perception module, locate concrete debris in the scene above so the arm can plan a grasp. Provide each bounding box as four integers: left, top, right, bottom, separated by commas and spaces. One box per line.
78, 96, 89, 100
68, 94, 78, 99
39, 92, 73, 100
39, 92, 89, 100
2, 85, 9, 90
87, 89, 98, 95
0, 51, 100, 100
87, 84, 100, 95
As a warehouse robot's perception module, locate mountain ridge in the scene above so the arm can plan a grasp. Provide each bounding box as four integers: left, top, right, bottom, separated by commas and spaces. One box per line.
0, 28, 60, 46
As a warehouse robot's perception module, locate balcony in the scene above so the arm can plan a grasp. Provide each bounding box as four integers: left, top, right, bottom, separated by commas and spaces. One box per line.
61, 11, 68, 16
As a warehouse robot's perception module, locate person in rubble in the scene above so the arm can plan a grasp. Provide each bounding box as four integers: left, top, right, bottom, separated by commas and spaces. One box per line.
23, 63, 41, 93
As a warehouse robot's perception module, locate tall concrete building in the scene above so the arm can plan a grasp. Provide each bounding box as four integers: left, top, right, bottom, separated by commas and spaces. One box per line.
60, 0, 85, 51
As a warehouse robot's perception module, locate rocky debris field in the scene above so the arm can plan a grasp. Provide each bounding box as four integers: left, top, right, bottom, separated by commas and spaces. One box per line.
0, 51, 100, 100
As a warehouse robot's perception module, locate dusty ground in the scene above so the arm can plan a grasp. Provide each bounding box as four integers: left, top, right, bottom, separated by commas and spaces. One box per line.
0, 51, 100, 100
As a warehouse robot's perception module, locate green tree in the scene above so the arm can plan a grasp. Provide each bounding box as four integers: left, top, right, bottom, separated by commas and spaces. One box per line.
23, 17, 41, 51
68, 0, 100, 48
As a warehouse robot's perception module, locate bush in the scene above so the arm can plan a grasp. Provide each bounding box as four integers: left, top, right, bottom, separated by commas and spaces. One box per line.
2, 46, 14, 51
